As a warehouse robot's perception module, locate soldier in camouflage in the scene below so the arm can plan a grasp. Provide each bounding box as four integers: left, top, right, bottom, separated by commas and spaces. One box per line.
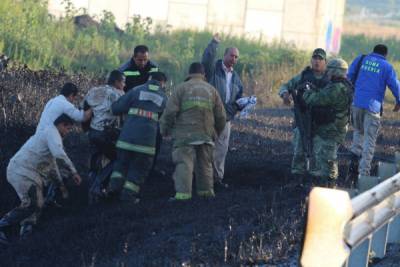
279, 48, 328, 181
303, 58, 352, 186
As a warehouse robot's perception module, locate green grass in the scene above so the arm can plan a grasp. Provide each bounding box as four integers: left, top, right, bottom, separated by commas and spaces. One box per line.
1, 0, 400, 106
0, 0, 308, 89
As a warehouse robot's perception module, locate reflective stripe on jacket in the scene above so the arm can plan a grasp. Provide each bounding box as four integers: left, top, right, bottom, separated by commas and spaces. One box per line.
160, 74, 226, 147
112, 80, 167, 155
118, 59, 159, 92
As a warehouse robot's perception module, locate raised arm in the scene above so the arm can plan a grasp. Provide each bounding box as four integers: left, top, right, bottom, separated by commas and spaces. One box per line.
201, 34, 220, 81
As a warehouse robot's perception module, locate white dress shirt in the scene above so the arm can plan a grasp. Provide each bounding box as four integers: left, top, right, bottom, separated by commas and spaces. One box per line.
222, 62, 233, 104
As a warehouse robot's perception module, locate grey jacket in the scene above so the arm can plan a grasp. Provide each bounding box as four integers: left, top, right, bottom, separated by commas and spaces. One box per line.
201, 39, 243, 121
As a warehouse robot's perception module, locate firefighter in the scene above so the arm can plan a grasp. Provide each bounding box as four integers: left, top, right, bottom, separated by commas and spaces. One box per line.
118, 45, 159, 92
108, 72, 168, 203
119, 45, 162, 173
160, 62, 226, 201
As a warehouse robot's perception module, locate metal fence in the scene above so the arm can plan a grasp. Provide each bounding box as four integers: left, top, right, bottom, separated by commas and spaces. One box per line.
301, 154, 400, 267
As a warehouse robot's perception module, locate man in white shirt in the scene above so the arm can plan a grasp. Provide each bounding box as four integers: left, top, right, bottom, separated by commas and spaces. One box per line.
36, 82, 90, 205
36, 82, 92, 132
0, 114, 82, 245
201, 34, 244, 190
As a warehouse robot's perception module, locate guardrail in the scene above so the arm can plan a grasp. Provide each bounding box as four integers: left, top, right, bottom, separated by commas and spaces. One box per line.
300, 155, 400, 267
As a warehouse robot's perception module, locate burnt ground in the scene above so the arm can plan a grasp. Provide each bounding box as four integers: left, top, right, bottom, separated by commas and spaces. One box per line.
0, 106, 399, 267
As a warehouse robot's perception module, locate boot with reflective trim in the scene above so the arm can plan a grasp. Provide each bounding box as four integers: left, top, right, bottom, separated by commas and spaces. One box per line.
168, 192, 192, 202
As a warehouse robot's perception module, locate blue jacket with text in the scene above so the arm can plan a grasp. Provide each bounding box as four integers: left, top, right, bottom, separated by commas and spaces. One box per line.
347, 52, 400, 113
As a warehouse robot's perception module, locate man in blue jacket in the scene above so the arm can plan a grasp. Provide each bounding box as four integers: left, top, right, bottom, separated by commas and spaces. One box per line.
348, 44, 400, 176
201, 33, 244, 189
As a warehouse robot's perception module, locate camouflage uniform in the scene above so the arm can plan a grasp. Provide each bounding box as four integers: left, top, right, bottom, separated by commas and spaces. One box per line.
160, 74, 226, 200
278, 67, 328, 175
303, 59, 352, 182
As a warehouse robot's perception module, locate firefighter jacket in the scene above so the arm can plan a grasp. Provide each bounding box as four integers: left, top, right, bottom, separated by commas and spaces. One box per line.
303, 79, 352, 143
111, 80, 167, 156
160, 74, 226, 147
118, 59, 159, 92
201, 39, 243, 121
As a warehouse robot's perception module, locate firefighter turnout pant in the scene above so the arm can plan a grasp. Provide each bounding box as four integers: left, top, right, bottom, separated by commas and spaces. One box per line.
109, 149, 153, 200
172, 144, 215, 200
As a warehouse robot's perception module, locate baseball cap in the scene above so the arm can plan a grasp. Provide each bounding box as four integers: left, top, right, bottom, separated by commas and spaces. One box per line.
312, 48, 326, 60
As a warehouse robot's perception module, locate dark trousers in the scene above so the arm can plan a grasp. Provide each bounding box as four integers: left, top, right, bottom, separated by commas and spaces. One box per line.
110, 149, 154, 195
88, 128, 119, 162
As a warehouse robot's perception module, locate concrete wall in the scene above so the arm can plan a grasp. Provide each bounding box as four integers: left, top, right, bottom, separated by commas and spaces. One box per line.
48, 0, 345, 53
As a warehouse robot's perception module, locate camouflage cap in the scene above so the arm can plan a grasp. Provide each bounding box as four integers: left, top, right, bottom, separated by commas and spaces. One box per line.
327, 58, 348, 70
312, 48, 326, 59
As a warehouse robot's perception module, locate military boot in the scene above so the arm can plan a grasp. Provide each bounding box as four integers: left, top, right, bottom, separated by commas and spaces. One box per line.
301, 174, 313, 188
288, 173, 309, 189
326, 178, 337, 188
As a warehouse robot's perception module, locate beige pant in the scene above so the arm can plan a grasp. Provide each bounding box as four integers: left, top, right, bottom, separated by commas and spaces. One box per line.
172, 144, 214, 198
350, 106, 381, 176
6, 164, 44, 226
213, 121, 231, 182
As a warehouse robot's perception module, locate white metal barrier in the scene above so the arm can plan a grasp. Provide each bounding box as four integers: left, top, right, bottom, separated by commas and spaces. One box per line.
301, 155, 400, 267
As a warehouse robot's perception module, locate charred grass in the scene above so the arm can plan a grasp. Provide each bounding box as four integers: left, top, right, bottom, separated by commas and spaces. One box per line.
0, 68, 399, 266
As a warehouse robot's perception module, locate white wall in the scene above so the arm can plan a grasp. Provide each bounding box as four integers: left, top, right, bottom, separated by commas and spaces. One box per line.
48, 0, 345, 53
